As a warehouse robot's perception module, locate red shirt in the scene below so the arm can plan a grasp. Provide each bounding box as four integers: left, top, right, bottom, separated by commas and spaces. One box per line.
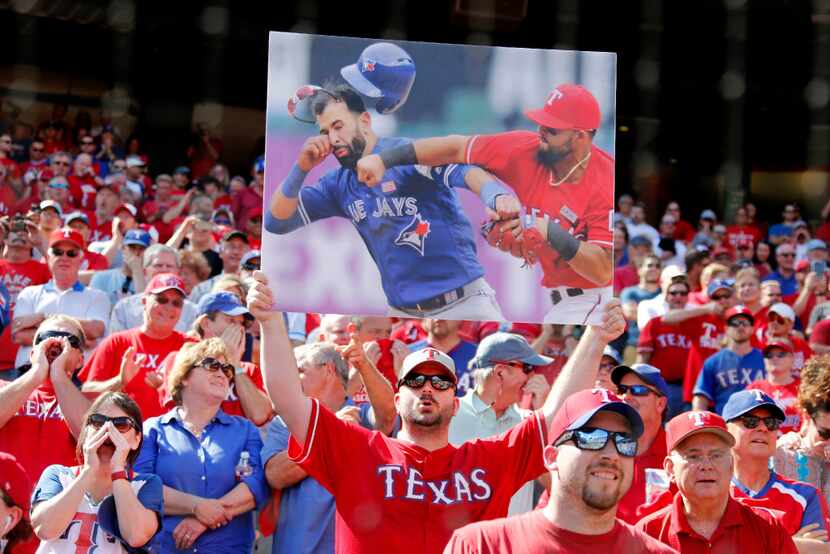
0, 185, 17, 216
638, 317, 695, 383
67, 175, 98, 211
390, 320, 427, 344
674, 220, 696, 243
615, 265, 639, 295
811, 319, 830, 347
617, 428, 668, 524
288, 398, 548, 554
466, 131, 613, 289
636, 492, 797, 554
0, 259, 51, 367
78, 328, 188, 418
444, 509, 675, 554
752, 332, 812, 375
746, 379, 802, 434
81, 250, 109, 271
682, 314, 726, 401
0, 381, 76, 488
725, 225, 763, 250
89, 219, 113, 244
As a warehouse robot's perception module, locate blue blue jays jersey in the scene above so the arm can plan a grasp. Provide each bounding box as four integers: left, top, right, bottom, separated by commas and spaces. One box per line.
286, 137, 484, 308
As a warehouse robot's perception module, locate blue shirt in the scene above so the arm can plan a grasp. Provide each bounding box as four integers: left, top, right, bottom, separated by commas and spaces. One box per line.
260, 402, 374, 554
265, 137, 485, 307
135, 408, 270, 553
693, 348, 766, 414
732, 471, 827, 531
89, 267, 134, 307
620, 285, 661, 345
408, 339, 478, 396
769, 223, 795, 241
766, 270, 799, 296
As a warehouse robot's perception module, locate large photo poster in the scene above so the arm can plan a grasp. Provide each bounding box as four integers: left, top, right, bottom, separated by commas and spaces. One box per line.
262, 31, 616, 324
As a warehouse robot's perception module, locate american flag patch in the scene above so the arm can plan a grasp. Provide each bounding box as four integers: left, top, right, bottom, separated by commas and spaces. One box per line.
381, 181, 397, 193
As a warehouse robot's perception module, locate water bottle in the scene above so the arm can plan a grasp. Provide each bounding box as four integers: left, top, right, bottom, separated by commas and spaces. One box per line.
235, 451, 253, 481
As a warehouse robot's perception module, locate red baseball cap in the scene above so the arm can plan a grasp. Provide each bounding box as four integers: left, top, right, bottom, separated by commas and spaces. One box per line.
115, 203, 137, 217
0, 452, 32, 511
249, 207, 263, 219
724, 305, 754, 324
525, 84, 601, 131
665, 411, 735, 452
550, 388, 644, 445
145, 273, 186, 296
763, 340, 793, 354
48, 228, 84, 249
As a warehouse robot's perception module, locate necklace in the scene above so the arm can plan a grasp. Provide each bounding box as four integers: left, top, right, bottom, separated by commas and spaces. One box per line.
549, 151, 591, 187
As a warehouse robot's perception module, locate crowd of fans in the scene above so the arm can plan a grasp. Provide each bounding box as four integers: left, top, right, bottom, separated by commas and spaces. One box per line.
1, 108, 830, 553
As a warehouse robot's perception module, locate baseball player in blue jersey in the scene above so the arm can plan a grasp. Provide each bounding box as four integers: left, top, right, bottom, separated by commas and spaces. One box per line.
266, 84, 518, 320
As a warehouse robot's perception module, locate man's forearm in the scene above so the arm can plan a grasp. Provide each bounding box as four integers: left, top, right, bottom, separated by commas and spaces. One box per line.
51, 368, 91, 438
264, 452, 307, 490
661, 306, 710, 324
566, 243, 612, 286
0, 370, 44, 428
235, 374, 273, 426
355, 360, 396, 433
411, 136, 469, 166
219, 483, 256, 517
81, 375, 123, 395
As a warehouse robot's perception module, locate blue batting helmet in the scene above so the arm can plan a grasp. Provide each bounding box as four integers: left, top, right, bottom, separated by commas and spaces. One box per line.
340, 42, 416, 115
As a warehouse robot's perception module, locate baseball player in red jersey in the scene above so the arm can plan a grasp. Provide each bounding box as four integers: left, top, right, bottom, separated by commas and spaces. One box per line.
357, 83, 614, 325
248, 270, 625, 554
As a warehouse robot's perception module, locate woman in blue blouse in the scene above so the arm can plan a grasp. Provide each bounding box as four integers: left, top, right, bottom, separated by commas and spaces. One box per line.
135, 338, 269, 553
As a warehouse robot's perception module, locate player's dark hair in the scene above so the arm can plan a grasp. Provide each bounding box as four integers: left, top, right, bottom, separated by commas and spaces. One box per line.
684, 250, 709, 272
312, 81, 366, 117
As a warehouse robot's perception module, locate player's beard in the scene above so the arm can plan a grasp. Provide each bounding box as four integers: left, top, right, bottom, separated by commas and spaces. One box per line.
335, 132, 367, 171
401, 394, 451, 428
536, 138, 573, 169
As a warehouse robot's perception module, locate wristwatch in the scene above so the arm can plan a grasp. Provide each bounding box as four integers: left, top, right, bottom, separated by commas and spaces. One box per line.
234, 365, 246, 376
111, 470, 128, 482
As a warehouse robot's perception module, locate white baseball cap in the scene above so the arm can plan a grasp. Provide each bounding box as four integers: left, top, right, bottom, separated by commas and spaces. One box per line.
398, 348, 456, 382
769, 302, 796, 321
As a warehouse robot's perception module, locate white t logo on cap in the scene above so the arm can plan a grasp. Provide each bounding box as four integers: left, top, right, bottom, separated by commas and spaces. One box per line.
752, 390, 765, 403
63, 230, 71, 238
546, 89, 564, 106
591, 388, 612, 403
688, 412, 706, 426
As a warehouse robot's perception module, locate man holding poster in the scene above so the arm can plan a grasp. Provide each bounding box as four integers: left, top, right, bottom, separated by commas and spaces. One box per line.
265, 83, 521, 321
358, 83, 614, 325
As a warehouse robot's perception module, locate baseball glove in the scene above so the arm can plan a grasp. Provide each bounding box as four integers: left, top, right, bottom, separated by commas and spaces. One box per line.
482, 218, 543, 266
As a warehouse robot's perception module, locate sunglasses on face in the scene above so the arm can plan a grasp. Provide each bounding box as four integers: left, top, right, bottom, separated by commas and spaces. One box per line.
87, 413, 136, 433
241, 261, 260, 271
53, 161, 70, 166
765, 350, 790, 359
617, 383, 661, 397
398, 372, 456, 391
495, 360, 536, 374
31, 147, 43, 152
768, 315, 788, 324
34, 329, 82, 349
779, 253, 796, 258
815, 423, 830, 441
712, 294, 732, 301
195, 357, 234, 379
736, 414, 781, 431
81, 141, 94, 146
555, 427, 638, 458
667, 289, 689, 296
153, 295, 183, 308
728, 319, 753, 328
50, 247, 80, 258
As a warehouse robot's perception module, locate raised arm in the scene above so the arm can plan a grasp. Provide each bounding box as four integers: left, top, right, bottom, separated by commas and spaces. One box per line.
540, 299, 625, 428
357, 135, 470, 186
338, 334, 396, 435
247, 271, 312, 445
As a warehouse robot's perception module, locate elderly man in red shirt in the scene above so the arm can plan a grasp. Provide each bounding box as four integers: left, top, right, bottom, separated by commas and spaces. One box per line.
636, 411, 797, 553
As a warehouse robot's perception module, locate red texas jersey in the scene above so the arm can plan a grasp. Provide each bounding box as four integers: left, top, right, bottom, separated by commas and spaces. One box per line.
288, 398, 547, 554
465, 130, 614, 289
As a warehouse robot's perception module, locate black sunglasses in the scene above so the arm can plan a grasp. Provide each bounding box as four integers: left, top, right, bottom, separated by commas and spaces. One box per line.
87, 413, 136, 433
51, 247, 80, 258
153, 295, 183, 308
555, 427, 638, 458
737, 414, 781, 431
34, 329, 82, 349
617, 383, 662, 397
815, 423, 830, 441
398, 372, 455, 391
494, 360, 536, 374
242, 261, 260, 271
196, 357, 234, 379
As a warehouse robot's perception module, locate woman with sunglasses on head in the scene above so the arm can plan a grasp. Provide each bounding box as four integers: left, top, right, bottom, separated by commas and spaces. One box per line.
775, 354, 830, 510
30, 392, 161, 553
134, 338, 269, 553
0, 316, 92, 535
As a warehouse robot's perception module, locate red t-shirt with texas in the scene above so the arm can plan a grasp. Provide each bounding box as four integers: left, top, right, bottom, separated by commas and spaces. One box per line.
638, 316, 696, 383
77, 328, 188, 418
746, 379, 802, 434
682, 314, 726, 402
0, 259, 51, 367
287, 398, 547, 554
465, 131, 614, 289
444, 509, 675, 554
0, 381, 76, 490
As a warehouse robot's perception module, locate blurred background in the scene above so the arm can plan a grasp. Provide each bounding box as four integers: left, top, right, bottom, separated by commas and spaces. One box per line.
0, 0, 827, 225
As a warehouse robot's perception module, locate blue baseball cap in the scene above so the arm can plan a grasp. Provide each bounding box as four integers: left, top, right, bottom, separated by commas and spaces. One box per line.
707, 278, 735, 297
808, 239, 828, 253
602, 345, 622, 364
197, 291, 250, 318
174, 166, 191, 175
123, 229, 151, 248
722, 390, 785, 423
471, 332, 552, 368
629, 235, 652, 247
610, 363, 670, 398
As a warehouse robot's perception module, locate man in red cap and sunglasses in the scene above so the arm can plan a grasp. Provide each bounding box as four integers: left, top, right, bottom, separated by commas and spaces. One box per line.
445, 388, 675, 553
636, 411, 797, 553
249, 271, 627, 553
357, 83, 614, 325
